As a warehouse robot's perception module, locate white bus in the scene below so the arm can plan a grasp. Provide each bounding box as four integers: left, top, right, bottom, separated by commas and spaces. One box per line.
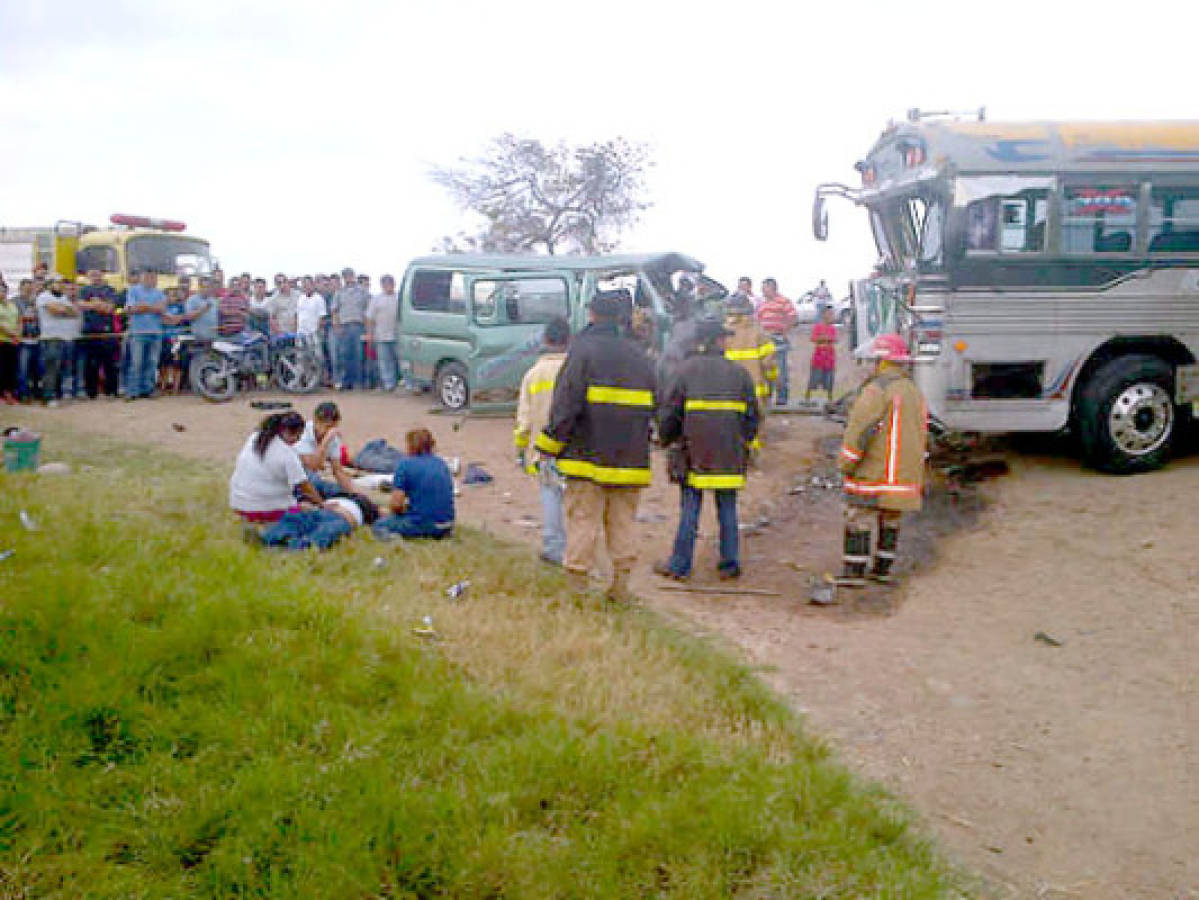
814, 113, 1199, 473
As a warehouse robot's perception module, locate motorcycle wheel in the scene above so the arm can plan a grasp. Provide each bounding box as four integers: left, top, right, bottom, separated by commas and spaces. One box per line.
193, 352, 238, 403
275, 347, 322, 394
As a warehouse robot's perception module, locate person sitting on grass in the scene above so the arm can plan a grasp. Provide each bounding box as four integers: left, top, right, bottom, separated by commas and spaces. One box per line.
229, 411, 322, 523
253, 493, 379, 551
294, 401, 356, 497
372, 427, 455, 541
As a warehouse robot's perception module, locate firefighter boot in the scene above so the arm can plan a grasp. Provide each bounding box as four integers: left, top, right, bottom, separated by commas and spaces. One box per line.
871, 524, 900, 583
839, 527, 871, 586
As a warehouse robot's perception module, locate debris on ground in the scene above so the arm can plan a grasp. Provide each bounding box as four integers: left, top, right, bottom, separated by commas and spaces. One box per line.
1034, 631, 1064, 647
809, 575, 838, 606
0, 549, 13, 562
463, 463, 493, 484
445, 579, 470, 599
372, 556, 386, 569
36, 462, 71, 475
412, 615, 438, 638
171, 422, 186, 432
249, 400, 293, 411
19, 510, 39, 532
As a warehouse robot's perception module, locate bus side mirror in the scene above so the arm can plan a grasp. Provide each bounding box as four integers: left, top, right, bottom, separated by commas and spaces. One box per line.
813, 195, 829, 241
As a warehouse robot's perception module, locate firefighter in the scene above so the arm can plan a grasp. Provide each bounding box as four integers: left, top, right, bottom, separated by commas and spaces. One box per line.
723, 292, 776, 415
654, 318, 759, 581
836, 333, 928, 583
536, 289, 656, 602
513, 316, 571, 566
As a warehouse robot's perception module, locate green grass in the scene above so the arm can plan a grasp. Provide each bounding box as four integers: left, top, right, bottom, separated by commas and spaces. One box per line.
0, 423, 965, 897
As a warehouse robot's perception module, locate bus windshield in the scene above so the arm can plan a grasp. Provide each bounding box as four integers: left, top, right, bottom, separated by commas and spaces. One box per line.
868, 195, 945, 271
126, 236, 213, 276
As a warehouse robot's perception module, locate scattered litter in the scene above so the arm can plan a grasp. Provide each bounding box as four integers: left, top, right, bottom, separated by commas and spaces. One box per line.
412, 615, 437, 638
372, 556, 386, 569
502, 491, 512, 501
516, 516, 539, 529
754, 516, 771, 528
19, 510, 39, 532
1033, 631, 1064, 647
809, 576, 838, 606
0, 550, 13, 562
171, 422, 186, 432
446, 579, 471, 599
463, 463, 493, 485
787, 485, 806, 495
36, 462, 71, 475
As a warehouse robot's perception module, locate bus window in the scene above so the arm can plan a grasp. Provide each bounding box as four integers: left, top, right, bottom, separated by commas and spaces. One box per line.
1062, 186, 1137, 254
967, 191, 1048, 253
1148, 186, 1199, 254
918, 200, 944, 265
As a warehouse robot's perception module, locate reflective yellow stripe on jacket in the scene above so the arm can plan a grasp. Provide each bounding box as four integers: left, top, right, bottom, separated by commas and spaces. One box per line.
535, 432, 566, 455
686, 472, 746, 489
585, 385, 654, 407
683, 399, 748, 413
556, 458, 652, 486
528, 379, 555, 395
724, 342, 775, 362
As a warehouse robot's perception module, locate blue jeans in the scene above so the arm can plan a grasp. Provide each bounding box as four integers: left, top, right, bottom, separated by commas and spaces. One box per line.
666, 486, 740, 577
17, 342, 41, 400
375, 340, 398, 390
40, 340, 70, 401
260, 509, 353, 550
128, 334, 162, 398
771, 336, 790, 405
304, 468, 343, 499
372, 514, 452, 540
538, 460, 566, 563
336, 323, 364, 389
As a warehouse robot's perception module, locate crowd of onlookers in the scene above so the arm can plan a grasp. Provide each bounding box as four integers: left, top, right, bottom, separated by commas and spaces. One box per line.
0, 264, 402, 405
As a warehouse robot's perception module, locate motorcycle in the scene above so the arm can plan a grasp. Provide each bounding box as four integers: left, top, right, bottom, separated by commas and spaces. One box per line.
191, 331, 321, 402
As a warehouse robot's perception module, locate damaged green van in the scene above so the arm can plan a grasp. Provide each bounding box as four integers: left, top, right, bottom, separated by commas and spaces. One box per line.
397, 252, 725, 409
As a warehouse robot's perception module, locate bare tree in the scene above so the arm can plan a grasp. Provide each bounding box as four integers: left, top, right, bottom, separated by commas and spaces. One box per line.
431, 134, 652, 255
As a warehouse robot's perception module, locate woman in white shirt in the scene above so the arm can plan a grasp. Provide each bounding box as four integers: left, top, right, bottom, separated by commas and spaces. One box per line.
229, 411, 322, 522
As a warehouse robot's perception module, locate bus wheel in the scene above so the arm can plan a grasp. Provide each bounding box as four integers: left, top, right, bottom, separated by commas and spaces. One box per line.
1078, 354, 1178, 474
435, 361, 470, 410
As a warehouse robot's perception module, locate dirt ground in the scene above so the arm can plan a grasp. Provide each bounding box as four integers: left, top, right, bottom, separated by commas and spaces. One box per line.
6, 368, 1196, 898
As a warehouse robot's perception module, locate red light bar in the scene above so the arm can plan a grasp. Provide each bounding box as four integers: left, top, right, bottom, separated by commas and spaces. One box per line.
110, 213, 186, 232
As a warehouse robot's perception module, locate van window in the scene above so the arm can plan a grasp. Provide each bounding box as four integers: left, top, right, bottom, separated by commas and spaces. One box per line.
1062, 186, 1137, 254
411, 270, 467, 313
1148, 186, 1199, 253
471, 277, 568, 325
966, 191, 1048, 253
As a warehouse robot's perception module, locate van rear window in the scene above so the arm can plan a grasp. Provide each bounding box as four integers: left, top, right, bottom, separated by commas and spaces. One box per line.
411, 270, 466, 313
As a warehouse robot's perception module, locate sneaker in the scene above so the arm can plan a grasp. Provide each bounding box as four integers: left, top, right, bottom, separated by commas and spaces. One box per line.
717, 565, 742, 580
652, 560, 688, 582
538, 553, 563, 567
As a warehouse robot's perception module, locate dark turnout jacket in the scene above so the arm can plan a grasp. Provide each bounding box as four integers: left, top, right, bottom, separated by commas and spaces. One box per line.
659, 349, 759, 489
536, 322, 656, 486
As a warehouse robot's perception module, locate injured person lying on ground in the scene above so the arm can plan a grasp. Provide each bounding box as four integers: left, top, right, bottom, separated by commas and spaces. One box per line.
246, 493, 380, 551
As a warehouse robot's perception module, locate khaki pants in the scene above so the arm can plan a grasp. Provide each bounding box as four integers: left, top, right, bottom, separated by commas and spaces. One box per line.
564, 480, 642, 578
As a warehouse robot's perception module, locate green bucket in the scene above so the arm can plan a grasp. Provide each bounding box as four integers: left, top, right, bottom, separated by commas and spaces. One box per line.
3, 436, 41, 473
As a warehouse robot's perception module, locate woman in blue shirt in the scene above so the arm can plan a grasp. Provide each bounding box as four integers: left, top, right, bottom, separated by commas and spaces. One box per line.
372, 428, 455, 540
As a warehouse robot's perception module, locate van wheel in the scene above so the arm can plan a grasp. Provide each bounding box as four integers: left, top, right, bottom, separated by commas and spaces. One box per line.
435, 362, 470, 410
1077, 354, 1178, 474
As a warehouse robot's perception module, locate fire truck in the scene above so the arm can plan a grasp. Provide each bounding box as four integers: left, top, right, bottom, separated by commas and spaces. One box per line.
0, 213, 214, 294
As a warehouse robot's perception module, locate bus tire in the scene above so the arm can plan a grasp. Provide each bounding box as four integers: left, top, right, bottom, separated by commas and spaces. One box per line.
1077, 354, 1178, 474
435, 361, 470, 410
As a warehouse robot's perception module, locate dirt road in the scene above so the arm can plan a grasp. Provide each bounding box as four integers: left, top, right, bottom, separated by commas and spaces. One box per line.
6, 386, 1195, 898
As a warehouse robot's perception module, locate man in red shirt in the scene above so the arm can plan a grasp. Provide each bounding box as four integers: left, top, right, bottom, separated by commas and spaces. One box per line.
806, 304, 838, 403
755, 278, 798, 406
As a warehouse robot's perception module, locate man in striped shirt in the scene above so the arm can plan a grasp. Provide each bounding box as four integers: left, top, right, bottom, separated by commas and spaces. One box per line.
755, 277, 798, 407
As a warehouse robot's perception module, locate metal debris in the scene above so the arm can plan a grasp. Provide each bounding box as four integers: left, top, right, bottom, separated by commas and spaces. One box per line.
1034, 631, 1063, 647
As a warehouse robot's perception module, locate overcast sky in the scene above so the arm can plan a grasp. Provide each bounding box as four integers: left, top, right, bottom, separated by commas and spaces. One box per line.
2, 0, 1196, 296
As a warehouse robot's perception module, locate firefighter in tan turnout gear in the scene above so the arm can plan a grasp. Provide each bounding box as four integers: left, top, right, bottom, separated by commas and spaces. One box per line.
722, 293, 776, 414
536, 290, 656, 601
837, 333, 928, 583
